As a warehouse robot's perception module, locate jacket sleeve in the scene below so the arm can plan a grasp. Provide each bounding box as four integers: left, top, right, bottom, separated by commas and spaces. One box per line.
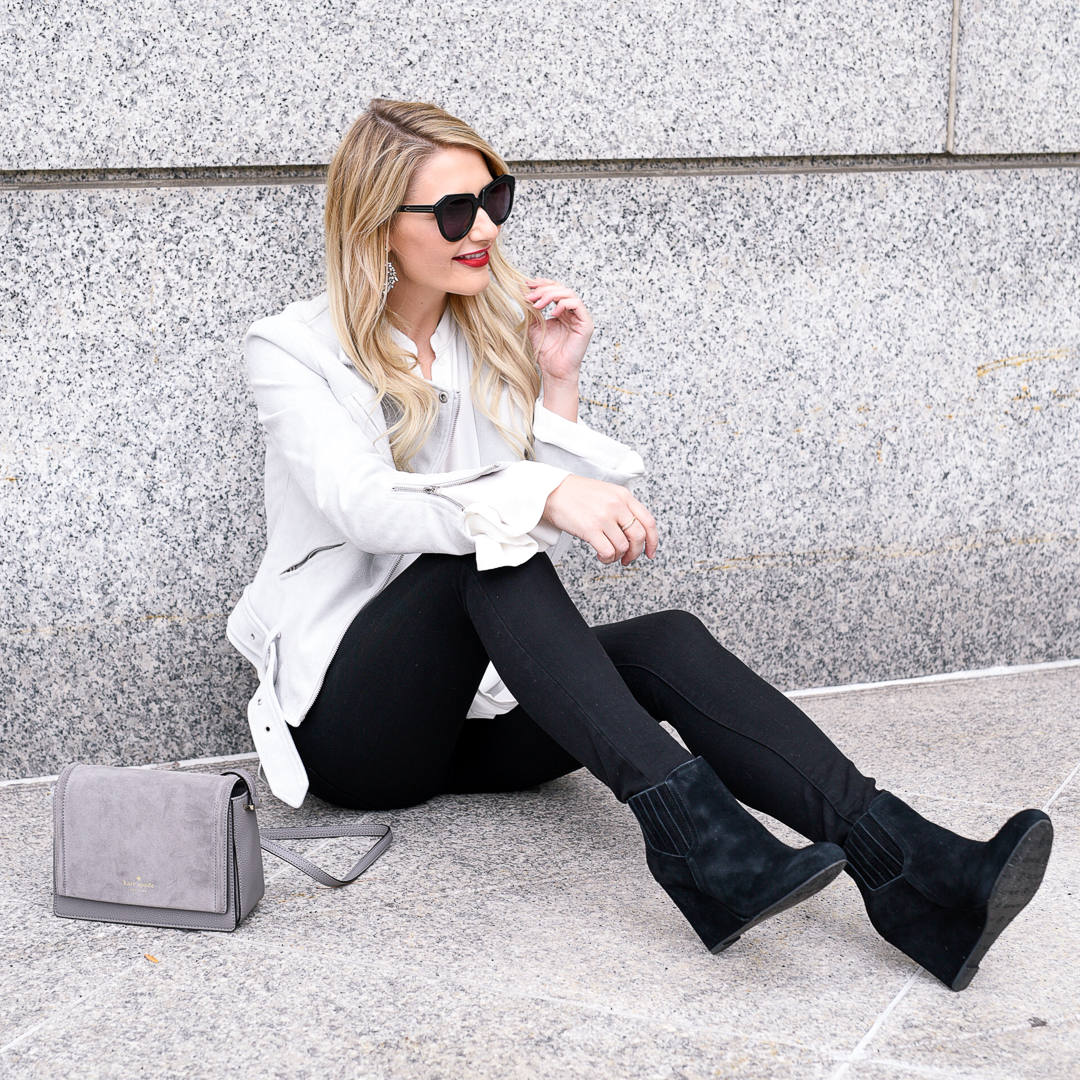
246, 332, 569, 561
530, 401, 646, 485
440, 402, 647, 569
429, 402, 648, 569
436, 461, 567, 570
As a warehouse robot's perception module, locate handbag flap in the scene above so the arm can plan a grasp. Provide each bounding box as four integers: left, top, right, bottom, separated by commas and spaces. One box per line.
55, 764, 233, 914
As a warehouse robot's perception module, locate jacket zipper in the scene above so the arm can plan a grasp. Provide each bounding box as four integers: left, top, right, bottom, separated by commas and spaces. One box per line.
440, 391, 462, 471
391, 462, 502, 499
280, 542, 345, 576
390, 388, 499, 500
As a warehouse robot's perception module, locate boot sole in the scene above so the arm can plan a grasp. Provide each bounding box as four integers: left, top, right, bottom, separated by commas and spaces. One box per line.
950, 817, 1054, 991
660, 859, 847, 954
711, 858, 847, 952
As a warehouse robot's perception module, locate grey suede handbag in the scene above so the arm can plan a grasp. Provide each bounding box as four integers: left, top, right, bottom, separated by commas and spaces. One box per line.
52, 762, 392, 931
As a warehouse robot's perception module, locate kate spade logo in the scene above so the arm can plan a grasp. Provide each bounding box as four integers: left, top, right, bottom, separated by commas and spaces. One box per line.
123, 875, 155, 890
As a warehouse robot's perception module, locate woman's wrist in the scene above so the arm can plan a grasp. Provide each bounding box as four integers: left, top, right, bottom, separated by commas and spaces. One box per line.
541, 374, 580, 423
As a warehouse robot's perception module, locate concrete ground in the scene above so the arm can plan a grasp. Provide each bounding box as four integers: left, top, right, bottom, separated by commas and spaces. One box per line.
1, 665, 1077, 1079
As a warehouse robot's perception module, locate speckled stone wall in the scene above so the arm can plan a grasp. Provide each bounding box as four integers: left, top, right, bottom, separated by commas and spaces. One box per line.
955, 0, 1080, 153
1, 0, 952, 166
3, 2, 1079, 777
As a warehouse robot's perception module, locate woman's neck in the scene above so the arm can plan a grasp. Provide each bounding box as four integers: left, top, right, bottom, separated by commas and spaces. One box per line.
386, 282, 448, 380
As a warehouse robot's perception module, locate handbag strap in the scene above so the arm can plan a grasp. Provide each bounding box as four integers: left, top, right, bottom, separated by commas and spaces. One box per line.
222, 769, 392, 888
258, 823, 393, 888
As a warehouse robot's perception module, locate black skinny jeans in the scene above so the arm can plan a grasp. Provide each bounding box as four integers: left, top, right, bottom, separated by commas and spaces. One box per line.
292, 552, 878, 846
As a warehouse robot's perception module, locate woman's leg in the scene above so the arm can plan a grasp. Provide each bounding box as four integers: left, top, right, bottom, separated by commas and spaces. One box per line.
591, 609, 878, 845
444, 708, 581, 794
291, 553, 491, 809
291, 550, 689, 809
589, 609, 1053, 989
296, 551, 845, 954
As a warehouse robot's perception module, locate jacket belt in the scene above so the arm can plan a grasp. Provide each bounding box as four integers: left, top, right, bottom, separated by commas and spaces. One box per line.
242, 594, 310, 808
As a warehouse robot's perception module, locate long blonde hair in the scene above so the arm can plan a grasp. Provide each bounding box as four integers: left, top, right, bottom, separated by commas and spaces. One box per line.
325, 99, 544, 470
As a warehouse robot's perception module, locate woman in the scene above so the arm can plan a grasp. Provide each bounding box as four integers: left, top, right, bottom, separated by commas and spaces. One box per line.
227, 99, 1052, 992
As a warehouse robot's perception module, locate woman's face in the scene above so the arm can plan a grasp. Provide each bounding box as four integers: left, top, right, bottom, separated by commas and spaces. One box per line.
388, 147, 501, 300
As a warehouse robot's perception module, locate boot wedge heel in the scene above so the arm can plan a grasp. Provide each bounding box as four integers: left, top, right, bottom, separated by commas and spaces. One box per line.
660, 858, 847, 953
657, 881, 747, 953
950, 815, 1054, 991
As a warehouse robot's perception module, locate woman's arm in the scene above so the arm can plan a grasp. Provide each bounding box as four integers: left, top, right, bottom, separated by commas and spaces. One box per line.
522, 278, 659, 565
526, 278, 592, 423
247, 333, 568, 559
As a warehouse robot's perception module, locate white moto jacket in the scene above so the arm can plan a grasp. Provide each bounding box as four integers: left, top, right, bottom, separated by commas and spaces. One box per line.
226, 294, 645, 807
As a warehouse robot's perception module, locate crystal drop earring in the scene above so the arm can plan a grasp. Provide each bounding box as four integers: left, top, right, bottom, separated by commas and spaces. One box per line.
383, 259, 398, 298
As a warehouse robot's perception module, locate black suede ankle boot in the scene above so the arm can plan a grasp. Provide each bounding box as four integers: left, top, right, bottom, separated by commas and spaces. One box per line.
628, 757, 848, 953
843, 792, 1053, 991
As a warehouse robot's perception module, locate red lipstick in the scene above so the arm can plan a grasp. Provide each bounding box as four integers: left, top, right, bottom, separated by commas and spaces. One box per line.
453, 249, 490, 268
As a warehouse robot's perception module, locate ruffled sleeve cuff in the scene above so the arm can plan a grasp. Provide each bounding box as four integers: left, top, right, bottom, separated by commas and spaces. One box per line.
438, 460, 569, 571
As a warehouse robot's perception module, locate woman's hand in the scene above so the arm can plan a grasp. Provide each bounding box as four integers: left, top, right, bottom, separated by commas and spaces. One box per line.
525, 278, 593, 421
542, 475, 658, 566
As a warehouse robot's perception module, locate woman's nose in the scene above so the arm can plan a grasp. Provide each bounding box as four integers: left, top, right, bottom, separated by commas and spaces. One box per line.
470, 207, 500, 242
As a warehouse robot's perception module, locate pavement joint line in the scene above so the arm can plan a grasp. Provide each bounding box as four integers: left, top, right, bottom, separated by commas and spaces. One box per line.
1043, 760, 1080, 812
904, 1010, 1080, 1049
0, 957, 141, 1057
827, 967, 921, 1080
4, 662, 1075, 788
222, 934, 852, 1057
785, 657, 1080, 699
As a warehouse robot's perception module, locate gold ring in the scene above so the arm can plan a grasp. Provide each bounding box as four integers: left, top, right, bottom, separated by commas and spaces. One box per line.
620, 517, 638, 532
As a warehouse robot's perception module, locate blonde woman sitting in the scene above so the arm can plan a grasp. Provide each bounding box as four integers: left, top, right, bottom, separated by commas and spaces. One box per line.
228, 100, 1052, 991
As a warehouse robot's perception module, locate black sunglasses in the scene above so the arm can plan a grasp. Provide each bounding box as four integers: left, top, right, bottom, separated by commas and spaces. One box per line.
397, 174, 516, 242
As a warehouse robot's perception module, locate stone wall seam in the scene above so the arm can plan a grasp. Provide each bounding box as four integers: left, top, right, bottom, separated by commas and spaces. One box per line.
5, 153, 1080, 193
946, 0, 962, 153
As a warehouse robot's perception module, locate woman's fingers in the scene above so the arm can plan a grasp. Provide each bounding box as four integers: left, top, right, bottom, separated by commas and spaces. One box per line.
626, 497, 659, 559
601, 521, 632, 564
542, 475, 659, 566
525, 277, 558, 294
547, 296, 586, 321
525, 279, 581, 312
586, 528, 619, 565
618, 519, 648, 566
593, 503, 651, 566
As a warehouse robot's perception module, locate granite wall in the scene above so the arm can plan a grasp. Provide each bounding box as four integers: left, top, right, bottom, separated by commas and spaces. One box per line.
2, 1, 1078, 777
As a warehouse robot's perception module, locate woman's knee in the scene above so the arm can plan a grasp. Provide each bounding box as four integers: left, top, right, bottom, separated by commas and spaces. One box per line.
597, 608, 718, 672
647, 609, 713, 645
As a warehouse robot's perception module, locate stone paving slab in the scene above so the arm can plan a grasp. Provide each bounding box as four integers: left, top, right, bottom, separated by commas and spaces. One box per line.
0, 665, 1077, 1078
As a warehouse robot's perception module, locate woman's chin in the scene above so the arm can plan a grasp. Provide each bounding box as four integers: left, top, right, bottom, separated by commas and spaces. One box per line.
447, 268, 492, 296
